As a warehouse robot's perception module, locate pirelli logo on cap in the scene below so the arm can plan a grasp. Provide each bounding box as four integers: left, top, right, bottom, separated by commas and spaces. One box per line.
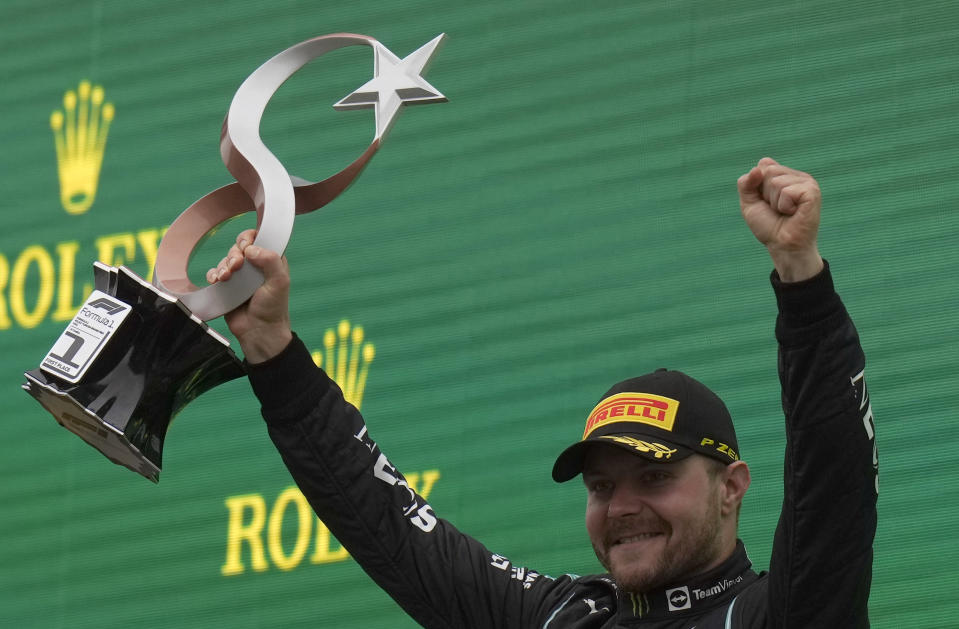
583, 392, 679, 439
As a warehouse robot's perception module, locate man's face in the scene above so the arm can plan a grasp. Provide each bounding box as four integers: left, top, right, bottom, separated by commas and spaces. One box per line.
583, 444, 728, 593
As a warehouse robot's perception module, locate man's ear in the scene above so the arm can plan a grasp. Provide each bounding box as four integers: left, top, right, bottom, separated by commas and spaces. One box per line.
721, 461, 751, 516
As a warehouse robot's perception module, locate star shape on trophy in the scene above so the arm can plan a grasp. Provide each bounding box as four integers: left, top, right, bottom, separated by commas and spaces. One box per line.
334, 33, 447, 140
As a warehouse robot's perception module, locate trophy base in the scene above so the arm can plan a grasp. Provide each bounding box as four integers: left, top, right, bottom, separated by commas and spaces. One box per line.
23, 263, 245, 482
23, 371, 161, 482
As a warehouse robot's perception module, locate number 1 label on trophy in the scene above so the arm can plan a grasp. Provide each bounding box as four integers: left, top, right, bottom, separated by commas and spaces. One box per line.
40, 290, 132, 383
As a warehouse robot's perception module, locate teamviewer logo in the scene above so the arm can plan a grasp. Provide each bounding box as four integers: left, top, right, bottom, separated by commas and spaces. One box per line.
666, 586, 691, 612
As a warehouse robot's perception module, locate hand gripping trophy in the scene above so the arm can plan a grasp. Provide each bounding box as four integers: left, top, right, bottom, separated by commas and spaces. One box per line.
23, 33, 447, 482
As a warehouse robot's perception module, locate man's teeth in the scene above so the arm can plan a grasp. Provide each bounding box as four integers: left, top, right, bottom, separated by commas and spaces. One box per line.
616, 533, 660, 544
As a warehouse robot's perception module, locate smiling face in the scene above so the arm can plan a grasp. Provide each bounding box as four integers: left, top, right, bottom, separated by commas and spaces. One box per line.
583, 444, 748, 593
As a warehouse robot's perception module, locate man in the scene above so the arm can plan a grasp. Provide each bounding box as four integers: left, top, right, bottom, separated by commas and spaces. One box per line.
209, 157, 877, 627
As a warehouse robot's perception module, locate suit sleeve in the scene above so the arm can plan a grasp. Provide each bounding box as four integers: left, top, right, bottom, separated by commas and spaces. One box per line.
245, 335, 584, 629
764, 261, 878, 628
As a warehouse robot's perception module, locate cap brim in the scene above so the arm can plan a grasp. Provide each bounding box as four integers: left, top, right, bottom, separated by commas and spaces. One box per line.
552, 435, 695, 483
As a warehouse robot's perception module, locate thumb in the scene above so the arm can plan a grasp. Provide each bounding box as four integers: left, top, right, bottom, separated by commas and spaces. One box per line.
737, 166, 764, 205
244, 245, 290, 292
245, 244, 284, 271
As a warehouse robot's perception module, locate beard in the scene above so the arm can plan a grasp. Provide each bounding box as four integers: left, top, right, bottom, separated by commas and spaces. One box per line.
592, 496, 724, 593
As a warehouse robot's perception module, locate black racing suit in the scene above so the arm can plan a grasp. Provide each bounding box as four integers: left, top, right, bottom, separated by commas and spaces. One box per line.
248, 263, 877, 628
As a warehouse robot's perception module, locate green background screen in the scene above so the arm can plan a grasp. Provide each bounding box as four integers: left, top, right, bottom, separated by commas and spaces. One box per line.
1, 1, 956, 627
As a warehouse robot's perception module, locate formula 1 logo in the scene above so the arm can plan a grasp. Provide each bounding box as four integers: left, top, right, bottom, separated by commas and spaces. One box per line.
666, 586, 691, 612
86, 296, 127, 315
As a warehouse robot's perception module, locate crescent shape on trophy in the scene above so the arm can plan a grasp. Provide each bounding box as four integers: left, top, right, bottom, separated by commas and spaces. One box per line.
153, 33, 447, 321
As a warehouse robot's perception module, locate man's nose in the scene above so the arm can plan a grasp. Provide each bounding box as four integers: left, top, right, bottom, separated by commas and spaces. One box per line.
606, 483, 646, 518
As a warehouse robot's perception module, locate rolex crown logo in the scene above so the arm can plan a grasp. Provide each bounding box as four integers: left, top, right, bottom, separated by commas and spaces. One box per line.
312, 320, 375, 409
50, 80, 115, 215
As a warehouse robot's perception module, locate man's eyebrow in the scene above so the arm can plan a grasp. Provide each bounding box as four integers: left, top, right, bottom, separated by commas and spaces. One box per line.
581, 470, 604, 483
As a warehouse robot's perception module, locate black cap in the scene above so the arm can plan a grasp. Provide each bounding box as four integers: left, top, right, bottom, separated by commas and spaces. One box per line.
552, 369, 740, 482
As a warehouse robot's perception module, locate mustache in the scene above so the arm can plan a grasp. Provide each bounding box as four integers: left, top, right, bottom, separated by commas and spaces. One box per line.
602, 516, 670, 547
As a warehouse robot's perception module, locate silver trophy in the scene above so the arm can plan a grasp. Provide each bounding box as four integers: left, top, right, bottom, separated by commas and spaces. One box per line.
23, 33, 447, 482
